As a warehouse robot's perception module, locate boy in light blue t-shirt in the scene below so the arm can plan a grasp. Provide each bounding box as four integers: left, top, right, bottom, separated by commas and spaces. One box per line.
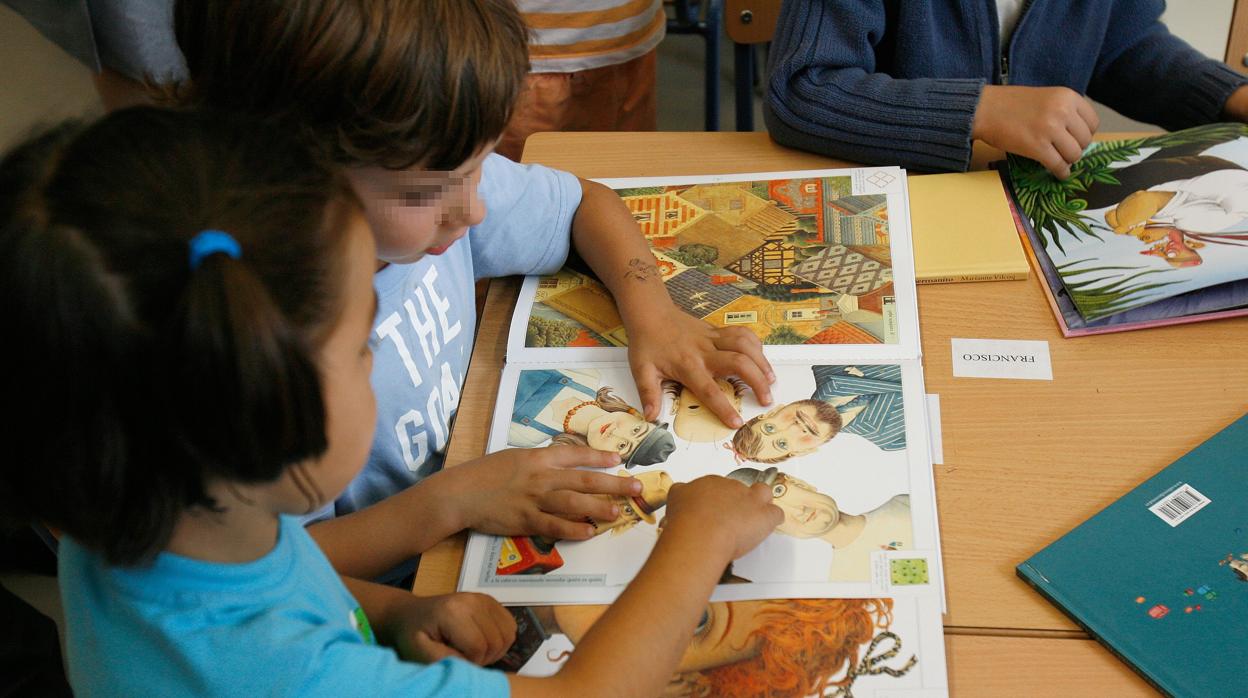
5, 106, 783, 697
167, 0, 780, 660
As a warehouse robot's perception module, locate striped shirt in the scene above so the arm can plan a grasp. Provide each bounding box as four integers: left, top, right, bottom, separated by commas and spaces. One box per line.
811, 365, 907, 451
518, 0, 666, 73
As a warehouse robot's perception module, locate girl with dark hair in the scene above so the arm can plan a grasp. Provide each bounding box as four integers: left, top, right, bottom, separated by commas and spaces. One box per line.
0, 108, 785, 695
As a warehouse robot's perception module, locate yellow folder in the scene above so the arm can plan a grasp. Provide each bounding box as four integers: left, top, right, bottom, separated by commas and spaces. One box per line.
908, 170, 1029, 284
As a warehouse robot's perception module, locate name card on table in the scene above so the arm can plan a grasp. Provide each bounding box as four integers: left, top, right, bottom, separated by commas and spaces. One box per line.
951, 338, 1053, 380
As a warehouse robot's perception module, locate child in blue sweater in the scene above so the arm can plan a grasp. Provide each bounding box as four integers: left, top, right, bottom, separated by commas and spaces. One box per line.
766, 0, 1248, 178
0, 106, 783, 696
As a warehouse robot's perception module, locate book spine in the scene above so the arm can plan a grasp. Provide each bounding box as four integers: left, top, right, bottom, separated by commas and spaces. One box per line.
916, 271, 1028, 285
1015, 562, 1177, 698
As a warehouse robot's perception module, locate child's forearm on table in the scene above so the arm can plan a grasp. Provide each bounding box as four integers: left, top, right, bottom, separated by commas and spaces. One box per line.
508, 524, 730, 698
308, 470, 466, 579
570, 179, 674, 332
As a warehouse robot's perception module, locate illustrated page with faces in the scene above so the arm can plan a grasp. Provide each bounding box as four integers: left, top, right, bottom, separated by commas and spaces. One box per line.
459, 361, 942, 606
509, 595, 949, 697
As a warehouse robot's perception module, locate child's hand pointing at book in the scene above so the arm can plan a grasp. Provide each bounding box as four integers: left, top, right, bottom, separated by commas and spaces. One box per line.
628, 307, 775, 429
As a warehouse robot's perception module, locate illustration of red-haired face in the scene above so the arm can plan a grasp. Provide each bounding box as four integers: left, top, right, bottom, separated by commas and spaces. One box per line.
677, 598, 893, 698
553, 598, 895, 697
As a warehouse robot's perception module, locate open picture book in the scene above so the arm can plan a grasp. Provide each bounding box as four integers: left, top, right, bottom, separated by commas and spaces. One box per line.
497, 596, 949, 697
458, 167, 950, 694
1004, 123, 1248, 336
464, 168, 948, 694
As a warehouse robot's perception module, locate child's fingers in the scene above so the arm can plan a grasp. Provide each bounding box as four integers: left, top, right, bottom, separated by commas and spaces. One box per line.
1067, 117, 1093, 151
710, 351, 772, 407
714, 327, 775, 383
541, 489, 620, 522
552, 469, 641, 498
683, 374, 744, 429
631, 363, 663, 420
540, 445, 621, 469
1075, 97, 1100, 134
1052, 131, 1083, 167
469, 601, 516, 665
1038, 143, 1071, 180
482, 602, 518, 665
411, 630, 463, 664
530, 513, 598, 541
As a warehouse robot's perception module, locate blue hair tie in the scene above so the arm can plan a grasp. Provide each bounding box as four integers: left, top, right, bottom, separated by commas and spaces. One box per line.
188, 230, 242, 269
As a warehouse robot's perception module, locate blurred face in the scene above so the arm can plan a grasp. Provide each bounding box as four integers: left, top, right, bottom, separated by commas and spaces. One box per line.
747, 402, 837, 462
554, 600, 767, 673
770, 475, 840, 538
586, 411, 656, 459
293, 212, 379, 510
346, 144, 491, 264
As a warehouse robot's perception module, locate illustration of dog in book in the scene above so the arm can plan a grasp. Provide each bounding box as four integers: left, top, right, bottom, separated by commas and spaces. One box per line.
730, 365, 905, 464
727, 467, 910, 582
494, 596, 918, 697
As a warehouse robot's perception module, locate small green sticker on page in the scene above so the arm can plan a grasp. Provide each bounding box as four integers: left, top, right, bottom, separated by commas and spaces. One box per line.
890, 558, 929, 585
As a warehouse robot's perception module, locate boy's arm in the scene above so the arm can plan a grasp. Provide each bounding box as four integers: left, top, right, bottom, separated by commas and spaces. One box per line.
571, 179, 773, 426
308, 446, 635, 580
307, 471, 467, 580
1088, 0, 1248, 130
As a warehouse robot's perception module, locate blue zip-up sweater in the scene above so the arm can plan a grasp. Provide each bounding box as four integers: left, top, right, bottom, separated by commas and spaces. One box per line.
764, 0, 1248, 172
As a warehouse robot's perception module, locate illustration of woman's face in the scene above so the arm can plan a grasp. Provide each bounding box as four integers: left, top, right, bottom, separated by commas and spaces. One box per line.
770, 475, 840, 538
747, 402, 837, 462
554, 600, 767, 673
673, 380, 738, 442
586, 410, 656, 458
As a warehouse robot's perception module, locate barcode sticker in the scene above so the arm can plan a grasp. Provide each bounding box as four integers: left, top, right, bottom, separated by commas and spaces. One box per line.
1148, 484, 1210, 527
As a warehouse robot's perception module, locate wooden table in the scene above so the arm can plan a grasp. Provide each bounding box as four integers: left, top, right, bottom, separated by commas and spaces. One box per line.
415, 131, 1248, 695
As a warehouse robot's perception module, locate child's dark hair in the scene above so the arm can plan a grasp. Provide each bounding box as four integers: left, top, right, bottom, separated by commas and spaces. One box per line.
173, 0, 529, 170
0, 107, 357, 565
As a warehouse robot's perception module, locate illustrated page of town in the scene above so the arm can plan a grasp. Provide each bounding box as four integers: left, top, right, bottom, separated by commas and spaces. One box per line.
508, 167, 921, 365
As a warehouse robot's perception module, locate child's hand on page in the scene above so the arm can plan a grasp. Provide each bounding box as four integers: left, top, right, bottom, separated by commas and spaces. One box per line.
973, 85, 1099, 180
627, 307, 774, 429
448, 446, 641, 540
391, 592, 516, 666
662, 476, 783, 561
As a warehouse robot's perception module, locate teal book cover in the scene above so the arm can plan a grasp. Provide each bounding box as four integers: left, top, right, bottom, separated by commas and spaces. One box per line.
1018, 413, 1248, 697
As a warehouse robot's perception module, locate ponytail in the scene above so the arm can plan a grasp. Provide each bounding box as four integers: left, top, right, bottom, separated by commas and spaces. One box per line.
164, 241, 326, 488
0, 108, 352, 564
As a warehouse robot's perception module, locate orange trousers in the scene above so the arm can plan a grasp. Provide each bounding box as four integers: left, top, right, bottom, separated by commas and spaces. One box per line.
497, 49, 658, 161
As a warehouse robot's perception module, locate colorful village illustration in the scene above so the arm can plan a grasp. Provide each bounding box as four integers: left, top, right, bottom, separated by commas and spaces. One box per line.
526, 176, 899, 348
